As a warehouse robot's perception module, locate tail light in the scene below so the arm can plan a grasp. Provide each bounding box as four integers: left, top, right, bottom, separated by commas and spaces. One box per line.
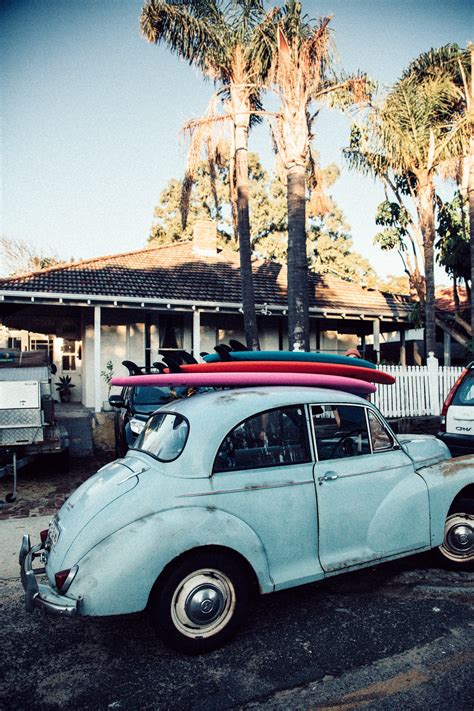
441, 369, 467, 417
55, 566, 78, 593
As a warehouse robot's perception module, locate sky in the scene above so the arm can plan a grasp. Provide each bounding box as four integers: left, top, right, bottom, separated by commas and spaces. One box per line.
1, 0, 472, 282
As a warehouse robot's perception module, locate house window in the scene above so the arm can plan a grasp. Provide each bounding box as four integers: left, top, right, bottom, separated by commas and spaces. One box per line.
159, 316, 183, 351
30, 335, 54, 361
62, 339, 77, 371
7, 337, 22, 350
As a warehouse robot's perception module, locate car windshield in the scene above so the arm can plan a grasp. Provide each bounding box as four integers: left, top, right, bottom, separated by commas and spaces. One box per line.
132, 386, 183, 407
133, 412, 189, 461
453, 372, 474, 406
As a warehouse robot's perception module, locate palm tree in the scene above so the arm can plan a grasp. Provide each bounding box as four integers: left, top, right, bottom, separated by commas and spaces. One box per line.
404, 44, 472, 352
140, 0, 277, 350
266, 1, 368, 351
346, 64, 466, 356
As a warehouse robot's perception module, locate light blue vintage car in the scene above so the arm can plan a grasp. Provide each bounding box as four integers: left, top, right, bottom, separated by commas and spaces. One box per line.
20, 386, 474, 654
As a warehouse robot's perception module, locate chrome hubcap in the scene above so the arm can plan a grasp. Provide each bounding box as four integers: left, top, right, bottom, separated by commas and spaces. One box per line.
440, 513, 474, 562
171, 568, 236, 639
185, 583, 224, 624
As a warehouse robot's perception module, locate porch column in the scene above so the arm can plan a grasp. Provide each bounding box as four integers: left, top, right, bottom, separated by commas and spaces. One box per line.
94, 306, 101, 413
373, 318, 380, 364
444, 331, 451, 366
145, 313, 151, 370
400, 327, 406, 366
192, 309, 201, 358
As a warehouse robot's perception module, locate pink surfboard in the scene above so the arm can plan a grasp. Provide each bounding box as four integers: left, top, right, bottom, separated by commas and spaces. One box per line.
111, 371, 376, 395
173, 360, 394, 385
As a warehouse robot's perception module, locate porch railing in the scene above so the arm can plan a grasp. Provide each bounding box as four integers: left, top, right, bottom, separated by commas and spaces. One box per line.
372, 356, 463, 419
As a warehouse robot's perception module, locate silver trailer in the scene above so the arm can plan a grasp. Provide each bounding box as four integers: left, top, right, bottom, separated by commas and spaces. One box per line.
0, 350, 69, 503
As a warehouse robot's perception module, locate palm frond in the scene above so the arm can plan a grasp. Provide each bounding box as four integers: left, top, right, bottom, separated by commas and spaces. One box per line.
140, 0, 229, 72
402, 43, 469, 82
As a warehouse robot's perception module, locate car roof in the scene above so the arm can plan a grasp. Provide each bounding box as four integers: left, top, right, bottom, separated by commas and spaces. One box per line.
163, 385, 367, 417
147, 386, 373, 477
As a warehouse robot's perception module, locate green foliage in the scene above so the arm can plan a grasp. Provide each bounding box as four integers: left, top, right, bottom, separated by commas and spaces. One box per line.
374, 228, 406, 252
373, 200, 411, 252
375, 200, 410, 229
377, 275, 410, 294
148, 152, 376, 286
100, 361, 115, 392
436, 191, 470, 283
149, 160, 236, 249
55, 376, 75, 392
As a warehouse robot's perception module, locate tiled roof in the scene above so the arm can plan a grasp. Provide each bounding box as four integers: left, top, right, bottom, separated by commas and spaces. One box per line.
0, 241, 412, 318
435, 285, 469, 313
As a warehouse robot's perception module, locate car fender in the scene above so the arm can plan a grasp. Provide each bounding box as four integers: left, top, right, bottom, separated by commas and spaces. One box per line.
69, 506, 273, 616
416, 454, 474, 545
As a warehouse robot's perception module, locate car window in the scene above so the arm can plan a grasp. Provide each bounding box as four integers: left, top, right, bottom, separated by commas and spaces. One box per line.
452, 372, 474, 406
367, 410, 394, 451
312, 404, 370, 461
133, 412, 189, 461
213, 406, 310, 473
132, 386, 176, 406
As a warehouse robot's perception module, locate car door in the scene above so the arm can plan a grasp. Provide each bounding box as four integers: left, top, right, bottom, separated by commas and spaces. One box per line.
311, 403, 430, 573
211, 404, 324, 590
446, 369, 474, 439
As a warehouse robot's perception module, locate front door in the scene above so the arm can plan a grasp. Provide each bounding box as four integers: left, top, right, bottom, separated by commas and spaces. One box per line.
311, 404, 430, 573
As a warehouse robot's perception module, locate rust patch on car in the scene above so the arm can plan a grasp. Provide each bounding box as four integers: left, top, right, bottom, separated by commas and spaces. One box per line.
216, 391, 269, 405
437, 456, 474, 477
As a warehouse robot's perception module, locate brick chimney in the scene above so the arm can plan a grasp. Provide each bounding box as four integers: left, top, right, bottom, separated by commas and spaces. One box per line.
192, 220, 218, 257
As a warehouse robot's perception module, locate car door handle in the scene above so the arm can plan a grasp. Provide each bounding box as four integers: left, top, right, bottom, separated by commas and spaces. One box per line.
318, 472, 339, 482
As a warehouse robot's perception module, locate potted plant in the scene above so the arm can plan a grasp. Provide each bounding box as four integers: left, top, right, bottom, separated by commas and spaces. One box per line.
55, 375, 76, 403
100, 360, 115, 410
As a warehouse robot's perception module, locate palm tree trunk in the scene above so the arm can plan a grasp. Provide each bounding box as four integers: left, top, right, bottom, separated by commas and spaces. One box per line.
417, 180, 436, 357
234, 122, 260, 350
469, 47, 474, 355
469, 149, 474, 354
287, 164, 310, 351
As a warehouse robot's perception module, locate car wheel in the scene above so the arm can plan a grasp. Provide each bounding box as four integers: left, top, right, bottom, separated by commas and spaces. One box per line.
435, 498, 474, 570
150, 551, 249, 654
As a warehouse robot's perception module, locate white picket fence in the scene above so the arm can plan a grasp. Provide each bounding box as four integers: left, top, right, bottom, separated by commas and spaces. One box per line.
372, 357, 463, 419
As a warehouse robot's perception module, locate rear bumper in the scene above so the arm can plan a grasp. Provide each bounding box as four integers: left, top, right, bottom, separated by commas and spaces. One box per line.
437, 432, 474, 458
19, 534, 78, 617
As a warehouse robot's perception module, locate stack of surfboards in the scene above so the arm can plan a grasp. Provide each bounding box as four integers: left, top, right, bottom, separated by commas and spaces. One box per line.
111, 346, 395, 395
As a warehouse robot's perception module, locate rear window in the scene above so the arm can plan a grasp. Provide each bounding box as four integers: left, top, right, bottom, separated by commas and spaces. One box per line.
133, 412, 189, 461
452, 372, 474, 406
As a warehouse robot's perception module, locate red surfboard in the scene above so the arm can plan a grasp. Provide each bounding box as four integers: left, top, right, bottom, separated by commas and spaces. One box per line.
168, 360, 395, 385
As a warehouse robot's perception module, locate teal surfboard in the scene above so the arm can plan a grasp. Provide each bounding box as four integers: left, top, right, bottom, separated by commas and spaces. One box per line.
204, 350, 376, 370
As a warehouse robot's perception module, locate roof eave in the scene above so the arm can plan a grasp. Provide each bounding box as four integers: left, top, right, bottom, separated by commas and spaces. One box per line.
0, 289, 411, 321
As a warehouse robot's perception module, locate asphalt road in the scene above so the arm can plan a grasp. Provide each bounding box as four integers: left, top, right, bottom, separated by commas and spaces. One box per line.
0, 553, 473, 710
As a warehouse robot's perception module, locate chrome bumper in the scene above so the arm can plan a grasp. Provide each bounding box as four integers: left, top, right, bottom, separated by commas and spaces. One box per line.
19, 534, 78, 617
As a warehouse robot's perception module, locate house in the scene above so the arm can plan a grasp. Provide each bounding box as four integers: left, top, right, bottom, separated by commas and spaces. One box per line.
0, 222, 415, 412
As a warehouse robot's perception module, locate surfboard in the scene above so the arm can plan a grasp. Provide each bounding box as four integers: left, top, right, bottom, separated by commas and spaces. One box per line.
171, 360, 395, 385
111, 371, 376, 395
204, 350, 377, 370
